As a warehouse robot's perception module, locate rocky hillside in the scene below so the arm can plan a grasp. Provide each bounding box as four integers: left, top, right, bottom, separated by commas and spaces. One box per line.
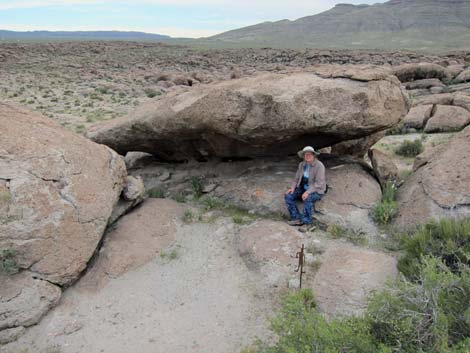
207, 0, 470, 50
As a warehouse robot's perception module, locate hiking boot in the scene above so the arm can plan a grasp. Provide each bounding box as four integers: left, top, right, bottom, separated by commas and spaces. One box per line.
298, 224, 316, 233
287, 219, 303, 226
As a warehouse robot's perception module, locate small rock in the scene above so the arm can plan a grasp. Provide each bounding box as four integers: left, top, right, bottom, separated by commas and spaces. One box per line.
288, 277, 301, 289
158, 171, 171, 182
202, 183, 217, 193
123, 175, 145, 201
60, 321, 83, 336
304, 253, 316, 265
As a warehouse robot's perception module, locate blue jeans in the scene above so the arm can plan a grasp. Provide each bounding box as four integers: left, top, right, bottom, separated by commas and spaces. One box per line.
284, 187, 323, 224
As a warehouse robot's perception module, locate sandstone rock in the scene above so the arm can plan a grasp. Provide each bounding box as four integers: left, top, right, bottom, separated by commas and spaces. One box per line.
0, 103, 127, 285
131, 157, 381, 236
87, 66, 408, 161
446, 64, 465, 79
403, 104, 433, 128
453, 92, 470, 112
330, 131, 385, 158
122, 175, 145, 201
394, 125, 470, 230
368, 149, 399, 187
0, 326, 25, 345
405, 78, 444, 90
424, 105, 470, 133
413, 93, 454, 106
453, 68, 470, 83
237, 220, 306, 287
0, 272, 61, 332
312, 242, 398, 317
78, 199, 184, 289
393, 63, 450, 82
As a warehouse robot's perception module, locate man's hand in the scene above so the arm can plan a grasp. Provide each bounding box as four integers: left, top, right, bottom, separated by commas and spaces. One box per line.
285, 188, 293, 195
302, 192, 309, 201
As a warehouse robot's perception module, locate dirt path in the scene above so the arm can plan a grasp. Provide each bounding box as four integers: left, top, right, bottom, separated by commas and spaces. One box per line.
3, 218, 274, 353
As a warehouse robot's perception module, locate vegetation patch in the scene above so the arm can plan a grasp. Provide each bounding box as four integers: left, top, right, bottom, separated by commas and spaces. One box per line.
244, 218, 470, 353
0, 248, 20, 275
371, 181, 397, 225
395, 138, 424, 157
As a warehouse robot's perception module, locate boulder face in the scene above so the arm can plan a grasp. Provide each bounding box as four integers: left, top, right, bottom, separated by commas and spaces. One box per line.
87, 66, 409, 161
0, 103, 127, 286
424, 105, 470, 133
403, 104, 433, 129
368, 149, 399, 188
394, 125, 470, 230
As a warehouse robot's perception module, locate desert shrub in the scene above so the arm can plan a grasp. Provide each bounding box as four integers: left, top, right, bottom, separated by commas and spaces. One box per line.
199, 196, 223, 210
395, 139, 424, 157
398, 218, 470, 279
251, 289, 385, 353
371, 181, 397, 225
144, 88, 160, 98
147, 188, 166, 199
367, 257, 470, 353
0, 248, 19, 275
182, 209, 193, 223
190, 176, 203, 199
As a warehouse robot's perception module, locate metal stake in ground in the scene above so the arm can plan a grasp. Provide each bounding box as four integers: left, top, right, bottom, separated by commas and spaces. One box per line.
295, 244, 306, 288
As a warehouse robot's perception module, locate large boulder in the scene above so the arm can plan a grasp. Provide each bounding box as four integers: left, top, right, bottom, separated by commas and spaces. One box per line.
393, 125, 470, 230
312, 242, 398, 317
453, 68, 470, 84
368, 149, 399, 188
402, 104, 434, 128
424, 105, 470, 133
0, 103, 127, 285
393, 63, 450, 82
87, 66, 408, 161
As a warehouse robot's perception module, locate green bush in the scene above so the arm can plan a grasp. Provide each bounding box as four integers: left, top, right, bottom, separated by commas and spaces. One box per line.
395, 139, 424, 157
0, 248, 19, 275
251, 289, 386, 353
398, 218, 470, 279
190, 176, 203, 199
371, 181, 397, 225
367, 257, 470, 353
243, 218, 470, 353
199, 196, 223, 210
144, 88, 160, 98
147, 188, 166, 199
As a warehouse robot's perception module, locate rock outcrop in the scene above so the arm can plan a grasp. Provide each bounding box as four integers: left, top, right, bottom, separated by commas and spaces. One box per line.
129, 156, 382, 237
0, 103, 127, 286
424, 105, 470, 133
87, 66, 408, 161
393, 63, 450, 82
394, 125, 470, 230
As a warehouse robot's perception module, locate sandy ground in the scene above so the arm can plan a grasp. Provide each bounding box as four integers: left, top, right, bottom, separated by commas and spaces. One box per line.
3, 219, 275, 353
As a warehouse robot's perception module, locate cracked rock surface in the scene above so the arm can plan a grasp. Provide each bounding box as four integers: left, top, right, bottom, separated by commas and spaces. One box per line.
0, 103, 127, 285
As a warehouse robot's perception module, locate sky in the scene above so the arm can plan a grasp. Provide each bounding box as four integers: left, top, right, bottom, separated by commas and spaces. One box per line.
0, 0, 385, 38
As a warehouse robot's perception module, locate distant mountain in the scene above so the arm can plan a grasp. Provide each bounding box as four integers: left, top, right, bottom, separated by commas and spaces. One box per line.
0, 30, 171, 42
205, 0, 470, 50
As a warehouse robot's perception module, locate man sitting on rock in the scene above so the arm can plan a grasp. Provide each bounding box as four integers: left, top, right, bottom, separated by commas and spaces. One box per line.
284, 146, 326, 233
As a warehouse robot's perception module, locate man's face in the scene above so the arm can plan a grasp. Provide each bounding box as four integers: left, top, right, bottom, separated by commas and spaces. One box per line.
304, 152, 314, 163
